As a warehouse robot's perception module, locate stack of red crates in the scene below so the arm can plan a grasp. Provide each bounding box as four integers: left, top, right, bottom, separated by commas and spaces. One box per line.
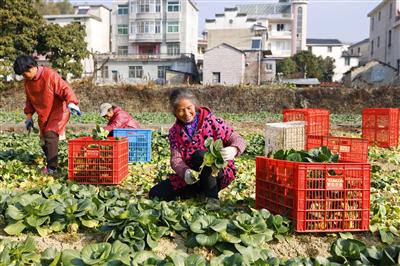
362, 108, 399, 148
256, 108, 371, 232
68, 137, 129, 185
256, 157, 371, 232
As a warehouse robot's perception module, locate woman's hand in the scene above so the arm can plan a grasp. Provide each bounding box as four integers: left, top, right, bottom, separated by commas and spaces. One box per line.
221, 147, 238, 161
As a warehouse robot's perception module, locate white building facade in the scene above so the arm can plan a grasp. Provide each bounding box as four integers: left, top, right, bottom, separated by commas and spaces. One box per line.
44, 5, 111, 76
307, 39, 359, 82
205, 0, 308, 58
368, 0, 400, 72
98, 0, 198, 84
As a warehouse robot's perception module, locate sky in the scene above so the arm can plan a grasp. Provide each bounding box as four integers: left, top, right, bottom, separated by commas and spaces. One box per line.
71, 0, 381, 43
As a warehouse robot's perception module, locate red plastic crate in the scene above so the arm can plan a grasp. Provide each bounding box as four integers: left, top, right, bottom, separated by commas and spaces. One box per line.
256, 157, 370, 232
307, 136, 369, 163
362, 108, 399, 148
283, 108, 330, 137
68, 137, 129, 184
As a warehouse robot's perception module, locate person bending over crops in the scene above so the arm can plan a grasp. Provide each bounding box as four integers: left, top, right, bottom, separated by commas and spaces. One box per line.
13, 55, 81, 175
149, 88, 246, 201
99, 103, 141, 135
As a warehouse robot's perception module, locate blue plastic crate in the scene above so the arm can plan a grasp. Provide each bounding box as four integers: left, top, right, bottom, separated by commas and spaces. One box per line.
113, 129, 152, 162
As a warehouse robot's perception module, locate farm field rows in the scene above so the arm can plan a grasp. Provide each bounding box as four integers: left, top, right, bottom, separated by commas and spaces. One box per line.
0, 112, 399, 265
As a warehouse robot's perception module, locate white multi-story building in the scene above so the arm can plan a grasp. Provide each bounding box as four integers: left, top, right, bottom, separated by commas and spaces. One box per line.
97, 0, 199, 84
204, 0, 308, 58
348, 38, 369, 65
307, 39, 359, 82
368, 0, 400, 72
44, 5, 111, 76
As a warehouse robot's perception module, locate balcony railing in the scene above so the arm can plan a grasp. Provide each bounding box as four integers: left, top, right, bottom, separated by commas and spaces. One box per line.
95, 53, 193, 61
129, 33, 163, 42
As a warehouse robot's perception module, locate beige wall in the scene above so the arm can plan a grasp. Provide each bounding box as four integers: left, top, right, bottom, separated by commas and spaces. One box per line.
203, 45, 245, 85
207, 29, 254, 50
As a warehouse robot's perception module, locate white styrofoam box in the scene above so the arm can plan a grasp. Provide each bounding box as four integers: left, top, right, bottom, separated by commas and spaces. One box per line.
265, 121, 306, 155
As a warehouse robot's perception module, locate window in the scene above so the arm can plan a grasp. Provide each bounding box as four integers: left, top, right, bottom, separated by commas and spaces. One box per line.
371, 17, 374, 31
155, 21, 161, 33
378, 11, 381, 21
167, 43, 180, 55
345, 57, 350, 66
350, 48, 353, 55
101, 66, 109, 79
137, 21, 151, 33
117, 46, 128, 55
251, 39, 262, 49
389, 3, 393, 19
265, 63, 273, 72
129, 66, 143, 78
77, 8, 89, 15
138, 0, 150, 13
156, 0, 161, 12
275, 40, 290, 51
212, 72, 220, 84
296, 7, 303, 51
388, 30, 392, 47
377, 36, 380, 48
277, 24, 285, 31
328, 46, 332, 52
167, 0, 180, 12
117, 24, 128, 35
371, 40, 374, 56
158, 66, 170, 79
118, 4, 129, 15
357, 47, 361, 54
167, 21, 179, 33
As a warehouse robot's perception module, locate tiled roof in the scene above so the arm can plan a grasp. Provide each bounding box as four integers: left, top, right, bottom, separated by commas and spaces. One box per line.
306, 38, 342, 45
236, 4, 291, 17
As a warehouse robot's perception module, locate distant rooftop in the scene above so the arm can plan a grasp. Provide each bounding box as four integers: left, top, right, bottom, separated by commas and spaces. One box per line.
236, 3, 291, 18
350, 38, 369, 47
306, 38, 342, 46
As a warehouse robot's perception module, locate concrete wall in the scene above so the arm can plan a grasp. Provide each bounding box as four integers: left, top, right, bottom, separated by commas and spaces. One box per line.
203, 45, 245, 85
182, 1, 198, 55
97, 59, 193, 84
349, 41, 369, 65
207, 28, 254, 50
344, 61, 399, 87
369, 0, 400, 69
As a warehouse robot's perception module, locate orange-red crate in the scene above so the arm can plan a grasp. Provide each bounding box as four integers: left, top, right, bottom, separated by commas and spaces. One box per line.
256, 157, 370, 232
362, 108, 399, 148
307, 136, 369, 163
68, 137, 129, 184
283, 108, 330, 137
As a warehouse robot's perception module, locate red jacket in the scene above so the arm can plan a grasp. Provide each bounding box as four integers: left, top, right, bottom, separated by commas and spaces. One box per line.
24, 66, 78, 137
104, 106, 140, 132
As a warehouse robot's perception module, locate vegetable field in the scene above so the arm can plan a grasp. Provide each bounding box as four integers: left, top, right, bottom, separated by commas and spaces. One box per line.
0, 112, 399, 265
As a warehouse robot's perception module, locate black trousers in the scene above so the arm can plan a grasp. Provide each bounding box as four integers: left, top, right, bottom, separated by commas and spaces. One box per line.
149, 150, 222, 201
41, 131, 59, 170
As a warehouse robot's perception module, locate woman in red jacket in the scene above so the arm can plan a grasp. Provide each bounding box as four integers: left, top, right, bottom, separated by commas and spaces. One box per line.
99, 103, 140, 134
13, 55, 81, 175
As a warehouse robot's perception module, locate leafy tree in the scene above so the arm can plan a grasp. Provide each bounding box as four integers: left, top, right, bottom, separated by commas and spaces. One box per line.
36, 22, 89, 79
35, 0, 74, 15
276, 58, 297, 77
0, 0, 44, 85
321, 56, 335, 82
277, 51, 335, 81
293, 51, 323, 79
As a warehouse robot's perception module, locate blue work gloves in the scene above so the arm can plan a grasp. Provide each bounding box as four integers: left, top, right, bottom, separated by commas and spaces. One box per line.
68, 103, 81, 116
25, 118, 34, 131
